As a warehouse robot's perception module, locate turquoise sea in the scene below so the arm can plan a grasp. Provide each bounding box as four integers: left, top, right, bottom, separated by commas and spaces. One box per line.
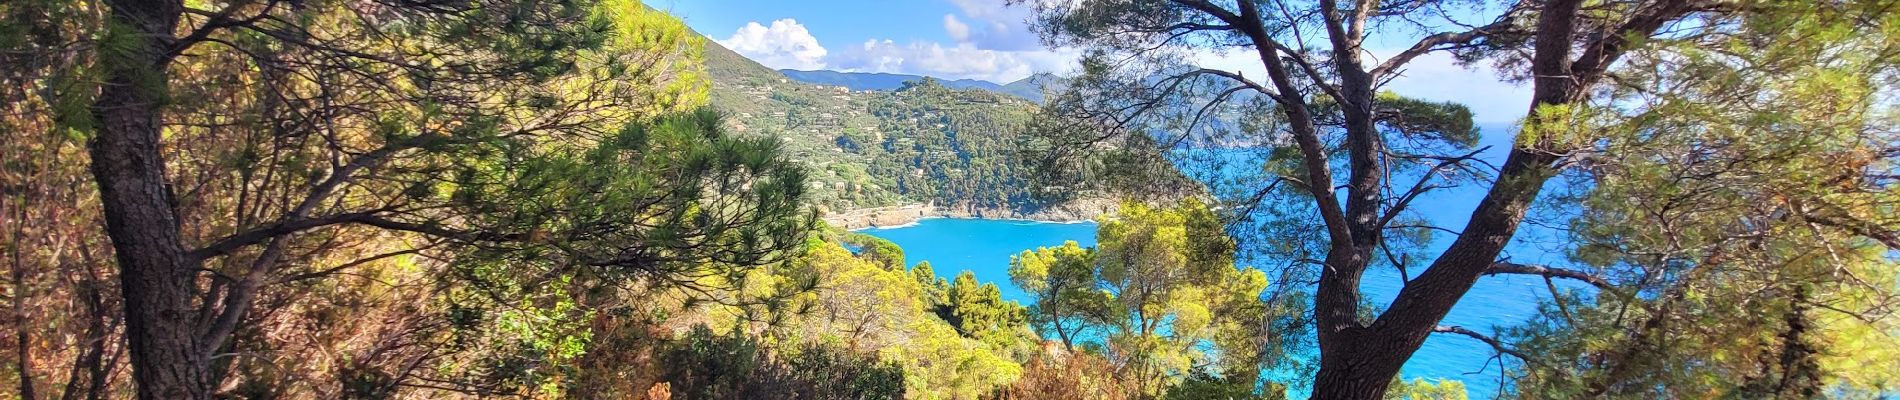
859, 124, 1581, 398
858, 218, 1099, 301
860, 217, 1563, 398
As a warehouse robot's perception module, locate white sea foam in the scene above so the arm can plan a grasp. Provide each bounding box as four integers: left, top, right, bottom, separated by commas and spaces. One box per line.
868, 221, 921, 230
850, 216, 945, 231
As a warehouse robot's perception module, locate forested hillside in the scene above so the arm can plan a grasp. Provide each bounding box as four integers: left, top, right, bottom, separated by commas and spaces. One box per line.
701, 38, 1104, 219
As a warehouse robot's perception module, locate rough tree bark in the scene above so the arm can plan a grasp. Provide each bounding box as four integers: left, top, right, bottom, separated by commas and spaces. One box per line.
85, 0, 210, 398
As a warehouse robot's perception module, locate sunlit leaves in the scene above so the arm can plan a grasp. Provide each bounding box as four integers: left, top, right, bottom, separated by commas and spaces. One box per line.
1385, 378, 1468, 400
1507, 1, 1900, 397
1009, 199, 1283, 397
773, 238, 1030, 399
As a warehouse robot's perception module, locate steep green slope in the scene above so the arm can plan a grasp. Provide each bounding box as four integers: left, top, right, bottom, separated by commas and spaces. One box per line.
701, 36, 1090, 218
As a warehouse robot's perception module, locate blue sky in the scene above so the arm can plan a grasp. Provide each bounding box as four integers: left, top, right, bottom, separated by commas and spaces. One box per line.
658, 1, 970, 46
656, 0, 1533, 123
655, 0, 1070, 85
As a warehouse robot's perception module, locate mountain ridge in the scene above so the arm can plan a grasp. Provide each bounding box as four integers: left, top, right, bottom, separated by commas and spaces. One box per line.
775, 69, 1057, 104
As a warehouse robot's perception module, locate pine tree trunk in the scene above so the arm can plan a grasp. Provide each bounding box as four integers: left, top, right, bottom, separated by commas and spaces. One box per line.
1311, 363, 1397, 400
1309, 318, 1457, 400
87, 0, 210, 398
1307, 304, 1418, 400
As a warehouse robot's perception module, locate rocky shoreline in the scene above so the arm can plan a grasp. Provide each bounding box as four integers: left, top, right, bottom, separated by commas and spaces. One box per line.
822, 198, 1117, 230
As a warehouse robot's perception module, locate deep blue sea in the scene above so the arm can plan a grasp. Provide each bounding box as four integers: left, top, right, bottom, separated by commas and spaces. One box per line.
859, 124, 1583, 398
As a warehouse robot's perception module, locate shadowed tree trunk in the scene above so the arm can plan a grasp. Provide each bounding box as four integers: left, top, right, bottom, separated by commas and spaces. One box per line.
85, 0, 211, 397
88, 0, 223, 397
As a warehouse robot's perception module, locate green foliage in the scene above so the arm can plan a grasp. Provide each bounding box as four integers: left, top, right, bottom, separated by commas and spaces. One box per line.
660, 325, 906, 400
1303, 92, 1481, 149
424, 110, 816, 396
1010, 199, 1291, 396
1164, 370, 1284, 400
7, 0, 767, 396
937, 271, 1033, 344
446, 109, 812, 287
19, 0, 1900, 397
1384, 378, 1468, 400
1504, 1, 1900, 397
1372, 92, 1479, 148
843, 232, 907, 270
912, 261, 950, 306
719, 237, 1032, 399
1009, 240, 1105, 347
1, 0, 99, 139
4, 0, 1065, 398
594, 0, 710, 113
1024, 0, 1900, 398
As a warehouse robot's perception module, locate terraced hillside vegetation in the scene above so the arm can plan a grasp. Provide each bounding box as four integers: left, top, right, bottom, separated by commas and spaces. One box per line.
701, 36, 1110, 224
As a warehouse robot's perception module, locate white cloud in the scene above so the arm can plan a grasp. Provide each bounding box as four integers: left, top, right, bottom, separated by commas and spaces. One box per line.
944, 14, 972, 42
830, 39, 1076, 83
715, 5, 1081, 84
717, 19, 829, 71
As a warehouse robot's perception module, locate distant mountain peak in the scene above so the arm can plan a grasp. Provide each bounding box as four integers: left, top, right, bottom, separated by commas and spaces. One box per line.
1016, 72, 1061, 83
